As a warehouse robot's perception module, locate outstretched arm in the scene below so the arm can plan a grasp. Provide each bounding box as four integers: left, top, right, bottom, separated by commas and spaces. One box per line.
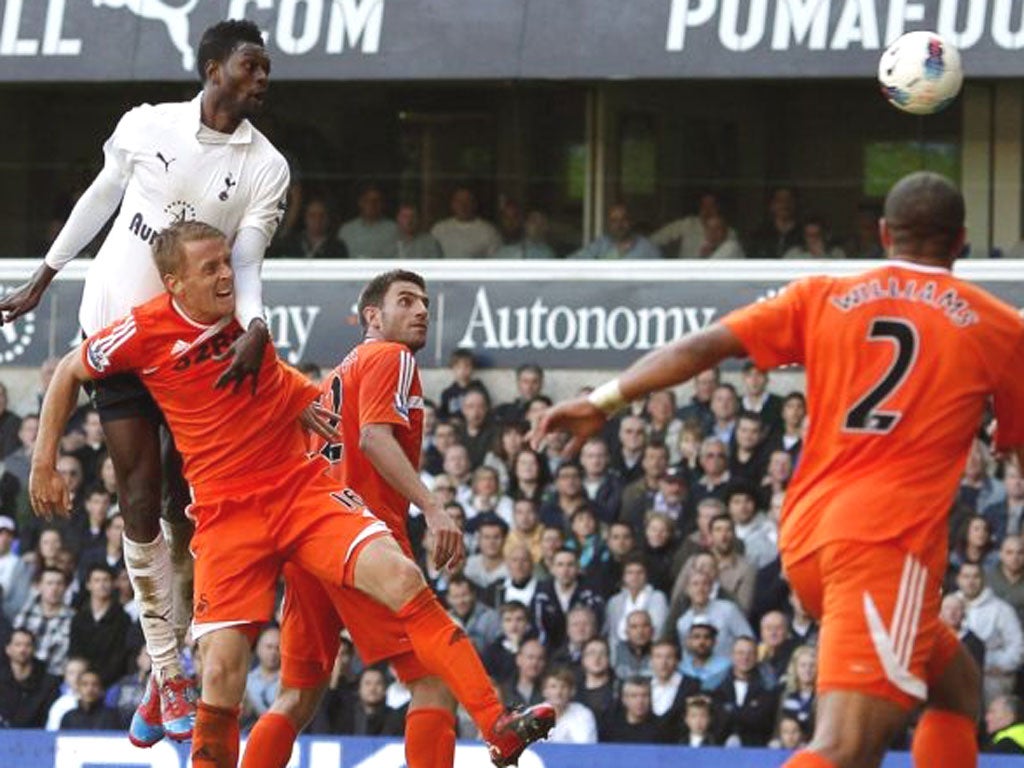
535, 324, 747, 450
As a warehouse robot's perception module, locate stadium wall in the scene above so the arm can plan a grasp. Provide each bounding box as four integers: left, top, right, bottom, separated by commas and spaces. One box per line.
6, 731, 1023, 768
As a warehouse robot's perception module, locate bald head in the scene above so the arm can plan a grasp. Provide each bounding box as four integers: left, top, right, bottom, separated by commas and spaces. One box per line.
883, 172, 965, 265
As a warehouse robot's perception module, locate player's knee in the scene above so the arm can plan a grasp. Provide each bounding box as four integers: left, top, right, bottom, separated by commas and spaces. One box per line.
121, 482, 163, 535
271, 685, 322, 730
201, 649, 248, 701
380, 559, 426, 610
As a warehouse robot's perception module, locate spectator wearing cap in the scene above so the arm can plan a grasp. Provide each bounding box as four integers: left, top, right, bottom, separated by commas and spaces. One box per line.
494, 364, 545, 426
611, 609, 655, 680
739, 364, 783, 435
726, 483, 777, 571
676, 569, 753, 658
338, 183, 399, 259
445, 575, 500, 653
531, 548, 605, 648
600, 676, 665, 743
464, 514, 510, 590
613, 415, 648, 485
708, 514, 756, 614
691, 438, 731, 509
651, 466, 690, 531
550, 604, 598, 669
619, 443, 670, 535
729, 413, 768, 484
0, 516, 31, 621
69, 564, 132, 688
565, 506, 611, 578
544, 667, 598, 743
539, 463, 588, 529
605, 554, 669, 644
986, 694, 1024, 753
484, 543, 539, 609
0, 628, 59, 727
579, 437, 623, 524
679, 619, 731, 692
501, 638, 546, 709
711, 636, 777, 746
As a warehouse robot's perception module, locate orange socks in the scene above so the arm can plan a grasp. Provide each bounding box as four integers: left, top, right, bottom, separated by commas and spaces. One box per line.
240, 712, 299, 768
783, 751, 837, 768
406, 707, 457, 768
396, 588, 504, 740
912, 709, 978, 768
192, 701, 241, 768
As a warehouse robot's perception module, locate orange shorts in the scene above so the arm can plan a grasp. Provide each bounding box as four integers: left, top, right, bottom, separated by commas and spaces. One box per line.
785, 539, 960, 710
189, 461, 390, 643
279, 534, 428, 689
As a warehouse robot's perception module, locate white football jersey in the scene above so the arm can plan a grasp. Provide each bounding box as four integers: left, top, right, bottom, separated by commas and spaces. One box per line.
51, 94, 289, 335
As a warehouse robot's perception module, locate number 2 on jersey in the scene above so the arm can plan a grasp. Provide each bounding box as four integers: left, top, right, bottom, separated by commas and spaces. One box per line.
319, 374, 344, 463
843, 318, 919, 434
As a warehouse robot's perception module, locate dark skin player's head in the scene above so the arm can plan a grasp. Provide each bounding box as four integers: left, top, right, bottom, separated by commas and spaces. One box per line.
197, 20, 270, 134
881, 172, 966, 268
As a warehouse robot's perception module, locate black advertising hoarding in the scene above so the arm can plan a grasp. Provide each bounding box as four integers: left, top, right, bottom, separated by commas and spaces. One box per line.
0, 1, 1023, 82
0, 260, 1021, 370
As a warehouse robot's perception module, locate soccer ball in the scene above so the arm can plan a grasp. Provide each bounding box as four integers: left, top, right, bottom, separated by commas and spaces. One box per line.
878, 31, 964, 115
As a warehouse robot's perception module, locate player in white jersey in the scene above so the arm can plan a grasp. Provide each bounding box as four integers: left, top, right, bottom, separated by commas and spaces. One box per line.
0, 20, 289, 746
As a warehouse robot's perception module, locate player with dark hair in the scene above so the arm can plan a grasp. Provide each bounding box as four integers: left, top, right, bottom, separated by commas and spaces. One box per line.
31, 229, 553, 768
242, 268, 554, 768
535, 171, 1024, 768
0, 19, 288, 745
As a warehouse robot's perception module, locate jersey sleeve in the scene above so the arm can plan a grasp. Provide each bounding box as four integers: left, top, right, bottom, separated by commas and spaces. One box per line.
719, 277, 814, 369
358, 347, 417, 429
238, 153, 290, 241
80, 312, 147, 378
991, 326, 1024, 451
101, 106, 146, 185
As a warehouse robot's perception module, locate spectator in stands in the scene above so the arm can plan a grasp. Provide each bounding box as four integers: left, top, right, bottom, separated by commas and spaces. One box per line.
58, 668, 120, 730
0, 628, 59, 727
641, 513, 677, 595
666, 553, 734, 637
338, 183, 399, 259
957, 561, 1024, 702
612, 609, 655, 680
787, 591, 819, 648
729, 414, 767, 484
544, 668, 598, 743
691, 438, 731, 508
483, 422, 527, 492
504, 500, 544, 564
0, 382, 21, 459
749, 186, 801, 259
501, 638, 546, 708
539, 463, 587, 529
44, 655, 87, 730
0, 516, 31, 621
105, 646, 149, 728
645, 392, 683, 462
395, 202, 442, 260
537, 526, 566, 580
77, 513, 125, 587
783, 217, 846, 259
757, 611, 795, 690
572, 203, 660, 260
482, 600, 532, 683
619, 443, 670, 535
466, 468, 514, 524
679, 619, 730, 692
985, 694, 1024, 753
602, 676, 663, 742
332, 668, 403, 735
651, 191, 735, 258
509, 449, 550, 507
5, 413, 37, 489
485, 544, 538, 611
940, 593, 986, 676
650, 639, 699, 730
672, 498, 720, 575
68, 564, 131, 688
676, 569, 752, 658
709, 384, 740, 446
424, 423, 457, 477
677, 368, 718, 434
576, 637, 617, 723
606, 555, 669, 644
679, 694, 717, 746
677, 423, 705, 486
740, 363, 782, 430
566, 507, 610, 578
708, 514, 756, 614
431, 186, 501, 258
446, 574, 500, 653
551, 605, 598, 670
578, 437, 623, 524
985, 462, 1024, 544
244, 625, 281, 725
778, 645, 816, 736
959, 439, 1006, 514
759, 451, 793, 510
949, 514, 1000, 581
712, 635, 777, 746
494, 364, 545, 426
494, 210, 556, 260
694, 215, 744, 259
764, 392, 805, 465
989, 535, 1024, 628
727, 483, 777, 571
438, 349, 486, 422
459, 387, 496, 469
613, 415, 647, 485
273, 196, 346, 259
602, 521, 638, 595
442, 444, 473, 506
532, 548, 604, 648
15, 567, 73, 676
845, 201, 884, 260
464, 514, 510, 589
771, 714, 808, 749
70, 487, 112, 557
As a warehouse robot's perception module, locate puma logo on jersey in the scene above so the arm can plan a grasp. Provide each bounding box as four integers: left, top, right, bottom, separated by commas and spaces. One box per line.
219, 172, 238, 201
156, 151, 176, 172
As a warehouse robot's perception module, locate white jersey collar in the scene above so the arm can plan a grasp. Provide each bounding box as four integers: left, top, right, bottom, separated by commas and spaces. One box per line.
190, 92, 253, 146
886, 258, 952, 275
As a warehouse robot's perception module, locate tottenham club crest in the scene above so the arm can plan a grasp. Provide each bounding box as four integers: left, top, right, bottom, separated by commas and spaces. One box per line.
0, 286, 35, 363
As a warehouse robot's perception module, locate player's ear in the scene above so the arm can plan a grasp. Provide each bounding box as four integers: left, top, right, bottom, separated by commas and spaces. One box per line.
163, 274, 183, 296
878, 218, 892, 250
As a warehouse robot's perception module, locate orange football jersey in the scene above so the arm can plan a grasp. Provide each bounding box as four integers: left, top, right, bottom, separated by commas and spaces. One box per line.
82, 294, 319, 497
311, 339, 424, 552
722, 260, 1024, 563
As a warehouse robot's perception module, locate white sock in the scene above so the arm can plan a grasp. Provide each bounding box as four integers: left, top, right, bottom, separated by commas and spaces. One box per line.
123, 532, 181, 681
160, 518, 195, 649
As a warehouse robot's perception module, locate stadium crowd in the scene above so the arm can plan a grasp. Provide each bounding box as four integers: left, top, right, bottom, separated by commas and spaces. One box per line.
263, 184, 885, 262
0, 352, 1023, 753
